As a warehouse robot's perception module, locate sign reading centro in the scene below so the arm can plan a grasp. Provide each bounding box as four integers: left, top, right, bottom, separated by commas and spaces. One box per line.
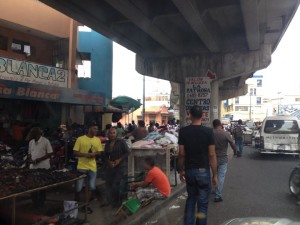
0, 56, 68, 88
185, 77, 211, 126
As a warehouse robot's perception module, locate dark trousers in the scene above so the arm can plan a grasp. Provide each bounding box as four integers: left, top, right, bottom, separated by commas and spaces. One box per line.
105, 166, 127, 206
31, 190, 46, 208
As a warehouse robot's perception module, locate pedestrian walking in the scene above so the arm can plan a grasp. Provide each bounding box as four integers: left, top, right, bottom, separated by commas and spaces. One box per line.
212, 119, 237, 202
178, 105, 218, 225
233, 119, 246, 157
73, 121, 103, 213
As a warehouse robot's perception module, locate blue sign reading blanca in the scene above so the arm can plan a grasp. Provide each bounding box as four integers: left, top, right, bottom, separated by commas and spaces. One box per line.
0, 57, 66, 82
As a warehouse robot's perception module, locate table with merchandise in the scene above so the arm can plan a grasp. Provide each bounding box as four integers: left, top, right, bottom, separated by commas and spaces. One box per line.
0, 169, 88, 225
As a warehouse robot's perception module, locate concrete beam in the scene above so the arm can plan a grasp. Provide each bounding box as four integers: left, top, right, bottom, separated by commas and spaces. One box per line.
240, 0, 260, 50
136, 44, 271, 84
171, 0, 220, 53
104, 0, 183, 55
219, 84, 248, 100
40, 0, 143, 55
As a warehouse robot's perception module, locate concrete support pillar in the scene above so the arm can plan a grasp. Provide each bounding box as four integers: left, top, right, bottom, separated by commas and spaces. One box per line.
210, 80, 219, 123
179, 82, 186, 127
68, 19, 78, 89
61, 104, 71, 125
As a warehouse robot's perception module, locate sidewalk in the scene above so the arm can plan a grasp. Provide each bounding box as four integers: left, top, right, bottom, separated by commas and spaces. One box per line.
11, 172, 185, 225
79, 183, 185, 225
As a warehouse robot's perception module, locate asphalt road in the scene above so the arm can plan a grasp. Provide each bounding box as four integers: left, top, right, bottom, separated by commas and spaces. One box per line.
144, 146, 300, 225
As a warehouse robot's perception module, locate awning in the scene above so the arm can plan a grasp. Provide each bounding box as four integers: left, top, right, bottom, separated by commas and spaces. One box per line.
110, 96, 142, 113
0, 80, 105, 106
104, 104, 123, 113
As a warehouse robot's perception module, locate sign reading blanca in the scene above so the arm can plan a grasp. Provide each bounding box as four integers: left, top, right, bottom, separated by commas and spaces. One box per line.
0, 56, 68, 88
185, 77, 211, 126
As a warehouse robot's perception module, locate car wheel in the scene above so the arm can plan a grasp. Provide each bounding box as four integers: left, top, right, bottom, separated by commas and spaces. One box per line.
289, 168, 300, 198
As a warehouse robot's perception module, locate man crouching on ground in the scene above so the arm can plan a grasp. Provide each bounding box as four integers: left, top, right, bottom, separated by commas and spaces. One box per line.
130, 157, 171, 202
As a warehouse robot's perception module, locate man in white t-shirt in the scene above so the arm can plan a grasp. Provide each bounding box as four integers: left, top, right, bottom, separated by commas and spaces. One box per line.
28, 127, 53, 207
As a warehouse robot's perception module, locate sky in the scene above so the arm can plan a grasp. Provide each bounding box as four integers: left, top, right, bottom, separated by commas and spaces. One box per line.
254, 7, 300, 95
113, 7, 300, 99
112, 43, 170, 99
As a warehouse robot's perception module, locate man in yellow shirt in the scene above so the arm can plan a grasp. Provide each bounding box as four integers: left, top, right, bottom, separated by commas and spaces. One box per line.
73, 121, 102, 209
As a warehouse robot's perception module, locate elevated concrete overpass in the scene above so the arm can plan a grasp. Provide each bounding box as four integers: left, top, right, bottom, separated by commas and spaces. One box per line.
40, 0, 299, 123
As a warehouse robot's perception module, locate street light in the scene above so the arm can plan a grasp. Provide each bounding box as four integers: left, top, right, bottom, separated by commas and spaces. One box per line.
248, 84, 255, 121
277, 92, 282, 115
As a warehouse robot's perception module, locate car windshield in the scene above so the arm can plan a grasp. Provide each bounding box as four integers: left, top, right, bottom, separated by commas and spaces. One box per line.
264, 120, 299, 134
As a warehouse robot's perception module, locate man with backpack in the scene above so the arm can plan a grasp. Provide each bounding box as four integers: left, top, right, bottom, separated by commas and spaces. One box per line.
233, 119, 246, 157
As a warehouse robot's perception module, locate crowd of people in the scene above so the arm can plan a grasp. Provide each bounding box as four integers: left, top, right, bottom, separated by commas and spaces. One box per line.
5, 108, 247, 225
21, 119, 172, 213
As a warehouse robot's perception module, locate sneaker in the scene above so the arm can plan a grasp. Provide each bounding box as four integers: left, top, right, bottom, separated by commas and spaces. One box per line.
214, 197, 223, 203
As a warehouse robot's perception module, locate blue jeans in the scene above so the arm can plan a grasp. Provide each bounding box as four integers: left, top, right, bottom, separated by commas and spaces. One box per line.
184, 168, 211, 225
216, 161, 228, 199
76, 169, 97, 192
235, 138, 244, 156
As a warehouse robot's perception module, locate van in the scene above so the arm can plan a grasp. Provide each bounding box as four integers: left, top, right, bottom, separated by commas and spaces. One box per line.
259, 116, 300, 154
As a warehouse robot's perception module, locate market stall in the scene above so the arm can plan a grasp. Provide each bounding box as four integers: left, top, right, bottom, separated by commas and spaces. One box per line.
128, 131, 178, 181
0, 169, 88, 225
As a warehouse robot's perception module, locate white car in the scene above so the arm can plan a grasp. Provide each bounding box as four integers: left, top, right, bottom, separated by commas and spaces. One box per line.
258, 116, 300, 155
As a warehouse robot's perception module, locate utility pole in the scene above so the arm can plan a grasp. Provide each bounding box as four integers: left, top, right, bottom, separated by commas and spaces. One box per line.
249, 88, 252, 121
142, 75, 146, 121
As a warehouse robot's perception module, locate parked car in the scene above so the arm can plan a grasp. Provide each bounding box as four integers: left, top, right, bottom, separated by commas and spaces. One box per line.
258, 116, 300, 155
220, 217, 299, 225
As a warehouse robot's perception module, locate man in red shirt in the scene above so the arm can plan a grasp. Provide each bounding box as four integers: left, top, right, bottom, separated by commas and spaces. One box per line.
130, 157, 171, 200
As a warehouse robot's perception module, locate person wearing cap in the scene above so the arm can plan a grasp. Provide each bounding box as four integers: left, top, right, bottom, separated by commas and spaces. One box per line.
73, 121, 103, 213
28, 127, 53, 208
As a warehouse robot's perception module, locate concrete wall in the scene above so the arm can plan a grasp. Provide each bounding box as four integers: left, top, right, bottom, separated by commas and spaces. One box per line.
77, 30, 113, 99
0, 0, 71, 38
0, 25, 54, 66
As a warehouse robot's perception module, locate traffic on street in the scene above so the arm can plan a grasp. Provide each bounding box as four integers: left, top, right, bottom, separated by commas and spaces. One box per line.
145, 145, 300, 225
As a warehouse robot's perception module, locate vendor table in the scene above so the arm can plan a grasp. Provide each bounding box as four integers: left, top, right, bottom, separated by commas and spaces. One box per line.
0, 175, 87, 225
128, 144, 177, 179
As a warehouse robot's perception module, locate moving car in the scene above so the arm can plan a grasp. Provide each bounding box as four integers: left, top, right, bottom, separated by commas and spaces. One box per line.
258, 116, 300, 155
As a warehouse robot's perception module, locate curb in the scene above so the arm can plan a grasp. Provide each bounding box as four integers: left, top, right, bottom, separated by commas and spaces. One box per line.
118, 183, 186, 225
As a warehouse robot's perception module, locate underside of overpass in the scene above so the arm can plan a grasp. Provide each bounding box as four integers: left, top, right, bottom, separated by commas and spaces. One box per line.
40, 0, 299, 121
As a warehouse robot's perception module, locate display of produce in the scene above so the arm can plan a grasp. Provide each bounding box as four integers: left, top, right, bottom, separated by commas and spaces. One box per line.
0, 169, 81, 198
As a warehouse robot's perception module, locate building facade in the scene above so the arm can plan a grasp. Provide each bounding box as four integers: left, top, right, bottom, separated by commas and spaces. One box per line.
221, 75, 267, 121
0, 0, 113, 133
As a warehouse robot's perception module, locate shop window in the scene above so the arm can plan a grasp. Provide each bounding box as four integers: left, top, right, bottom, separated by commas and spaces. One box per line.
0, 35, 8, 50
77, 52, 91, 78
250, 88, 256, 96
149, 114, 156, 122
53, 38, 69, 69
257, 79, 262, 87
295, 98, 300, 102
256, 97, 261, 104
11, 39, 31, 56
